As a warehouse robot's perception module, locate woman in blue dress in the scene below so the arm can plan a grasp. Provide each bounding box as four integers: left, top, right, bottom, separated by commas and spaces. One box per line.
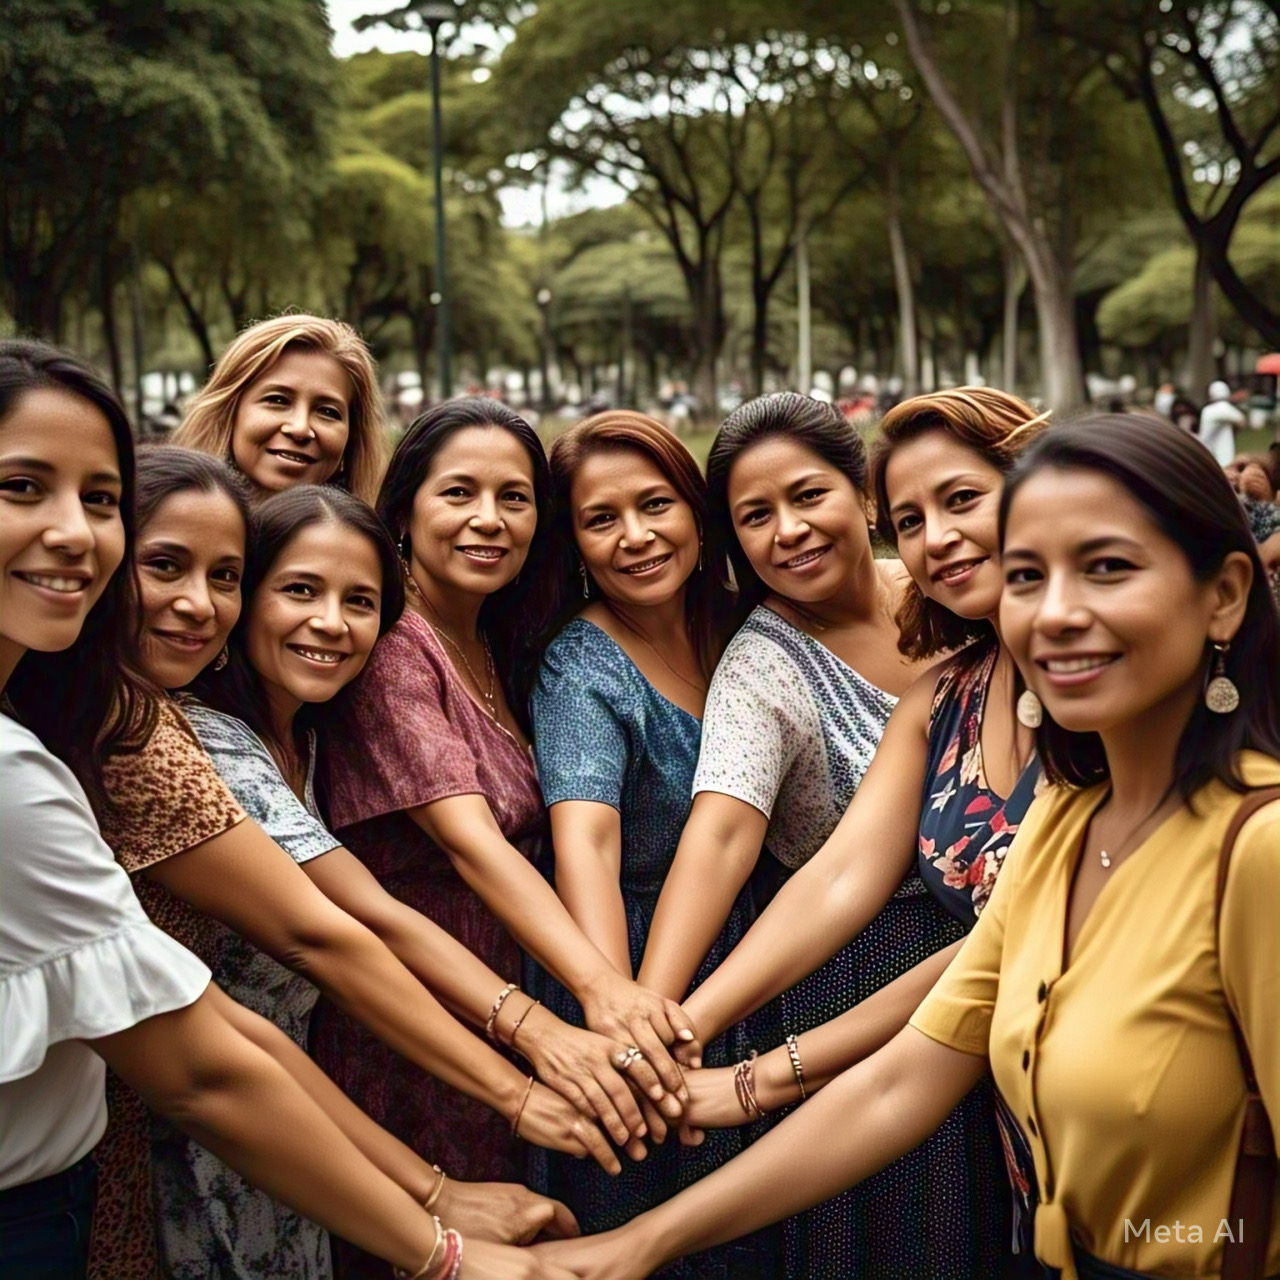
528, 411, 779, 1278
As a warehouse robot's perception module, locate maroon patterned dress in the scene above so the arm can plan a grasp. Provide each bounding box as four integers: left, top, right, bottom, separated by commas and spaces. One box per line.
310, 610, 546, 1278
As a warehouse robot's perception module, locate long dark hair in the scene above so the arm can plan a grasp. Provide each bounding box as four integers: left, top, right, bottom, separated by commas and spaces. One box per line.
545, 411, 735, 677
999, 413, 1280, 800
377, 397, 554, 720
137, 445, 252, 541
0, 339, 158, 808
706, 392, 869, 617
871, 387, 1050, 659
190, 485, 404, 760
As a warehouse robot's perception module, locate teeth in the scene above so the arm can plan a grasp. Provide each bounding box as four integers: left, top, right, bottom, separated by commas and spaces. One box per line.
292, 646, 343, 664
939, 560, 982, 580
22, 573, 85, 593
783, 549, 824, 568
461, 549, 503, 560
622, 557, 667, 573
1045, 656, 1114, 674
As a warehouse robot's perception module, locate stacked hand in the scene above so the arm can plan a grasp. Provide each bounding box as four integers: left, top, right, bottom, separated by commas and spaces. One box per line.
435, 1178, 578, 1243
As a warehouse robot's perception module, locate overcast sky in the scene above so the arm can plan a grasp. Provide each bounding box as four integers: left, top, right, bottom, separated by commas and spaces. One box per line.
325, 0, 622, 226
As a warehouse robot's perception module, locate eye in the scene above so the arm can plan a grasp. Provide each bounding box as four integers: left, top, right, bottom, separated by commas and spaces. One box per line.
1086, 556, 1136, 577
211, 567, 242, 590
441, 485, 470, 499
348, 592, 378, 611
263, 393, 290, 407
0, 476, 41, 499
316, 404, 346, 422
643, 496, 675, 514
796, 487, 827, 504
502, 488, 531, 505
946, 488, 982, 508
739, 506, 770, 527
84, 489, 121, 509
894, 512, 922, 535
1005, 566, 1042, 586
141, 555, 182, 577
281, 581, 316, 597
584, 512, 615, 530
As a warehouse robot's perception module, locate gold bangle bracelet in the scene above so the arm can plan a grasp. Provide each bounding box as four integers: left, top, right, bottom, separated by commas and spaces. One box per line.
511, 1075, 536, 1138
785, 1033, 808, 1101
392, 1213, 444, 1280
423, 1164, 447, 1212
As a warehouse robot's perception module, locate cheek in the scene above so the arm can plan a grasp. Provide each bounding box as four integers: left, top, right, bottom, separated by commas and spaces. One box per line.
214, 593, 242, 642
737, 527, 774, 574
98, 518, 127, 580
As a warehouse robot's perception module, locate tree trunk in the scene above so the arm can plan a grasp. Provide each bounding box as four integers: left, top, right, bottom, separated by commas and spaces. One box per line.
1002, 241, 1025, 392
795, 225, 811, 394
99, 252, 123, 395
885, 158, 918, 396
1028, 256, 1083, 412
1184, 242, 1217, 401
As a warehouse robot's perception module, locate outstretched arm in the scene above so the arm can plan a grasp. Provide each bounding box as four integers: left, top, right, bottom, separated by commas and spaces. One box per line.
412, 794, 698, 1102
637, 792, 769, 1009
535, 1027, 987, 1280
145, 820, 621, 1171
681, 672, 937, 1044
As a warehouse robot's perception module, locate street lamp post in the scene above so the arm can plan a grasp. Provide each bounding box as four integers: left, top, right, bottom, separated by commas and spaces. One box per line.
416, 1, 460, 401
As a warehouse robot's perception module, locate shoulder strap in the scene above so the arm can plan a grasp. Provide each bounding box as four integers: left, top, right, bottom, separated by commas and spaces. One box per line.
1217, 785, 1280, 1280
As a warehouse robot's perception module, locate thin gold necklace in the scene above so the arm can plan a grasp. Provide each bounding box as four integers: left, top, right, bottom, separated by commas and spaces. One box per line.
1091, 788, 1177, 870
606, 603, 706, 696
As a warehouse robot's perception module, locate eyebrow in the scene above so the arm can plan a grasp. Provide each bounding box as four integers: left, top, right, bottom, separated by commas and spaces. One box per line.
1003, 534, 1147, 560
887, 472, 987, 516
579, 484, 672, 514
0, 456, 121, 484
256, 383, 347, 407
436, 471, 531, 488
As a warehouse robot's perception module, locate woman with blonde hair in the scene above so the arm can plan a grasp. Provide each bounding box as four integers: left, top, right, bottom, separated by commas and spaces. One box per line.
175, 315, 389, 506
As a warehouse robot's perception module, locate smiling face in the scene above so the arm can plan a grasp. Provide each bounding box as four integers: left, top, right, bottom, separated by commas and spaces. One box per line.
231, 348, 354, 494
571, 446, 699, 609
245, 521, 383, 723
884, 430, 1006, 621
0, 387, 125, 674
727, 435, 868, 603
1000, 467, 1244, 739
407, 425, 538, 599
136, 489, 246, 689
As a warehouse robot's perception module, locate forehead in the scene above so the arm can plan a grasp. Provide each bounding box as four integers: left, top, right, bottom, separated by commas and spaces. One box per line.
427, 425, 535, 481
247, 348, 354, 402
1003, 467, 1164, 549
270, 520, 382, 579
142, 489, 246, 548
1, 386, 120, 473
571, 446, 672, 503
728, 435, 842, 493
883, 429, 1002, 501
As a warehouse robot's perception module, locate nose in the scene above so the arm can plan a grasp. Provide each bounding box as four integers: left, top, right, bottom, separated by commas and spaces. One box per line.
1033, 569, 1091, 638
172, 576, 216, 623
308, 592, 348, 638
279, 403, 315, 442
618, 510, 652, 550
924, 510, 961, 561
41, 491, 95, 559
774, 506, 810, 545
469, 493, 503, 533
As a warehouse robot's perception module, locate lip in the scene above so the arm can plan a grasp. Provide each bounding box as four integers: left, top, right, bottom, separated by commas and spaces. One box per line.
617, 553, 672, 577
1034, 652, 1120, 687
774, 545, 832, 572
150, 628, 217, 653
13, 569, 93, 603
266, 448, 319, 468
930, 556, 988, 588
456, 545, 508, 565
286, 643, 350, 667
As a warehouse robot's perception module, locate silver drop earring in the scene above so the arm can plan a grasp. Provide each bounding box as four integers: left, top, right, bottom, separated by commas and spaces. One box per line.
579, 560, 590, 599
213, 647, 229, 672
1016, 688, 1043, 728
1204, 642, 1240, 714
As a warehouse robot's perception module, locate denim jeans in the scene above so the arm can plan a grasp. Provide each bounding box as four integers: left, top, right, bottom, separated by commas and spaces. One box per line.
0, 1154, 98, 1280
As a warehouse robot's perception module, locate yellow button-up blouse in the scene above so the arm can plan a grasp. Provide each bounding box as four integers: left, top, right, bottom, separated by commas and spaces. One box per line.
911, 753, 1280, 1279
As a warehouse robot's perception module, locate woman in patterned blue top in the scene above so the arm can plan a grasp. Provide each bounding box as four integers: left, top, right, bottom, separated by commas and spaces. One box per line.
529, 412, 779, 1277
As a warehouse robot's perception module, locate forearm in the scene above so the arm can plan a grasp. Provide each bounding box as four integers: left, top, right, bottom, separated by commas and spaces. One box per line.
557, 859, 632, 979
683, 865, 884, 1044
631, 1028, 986, 1271
210, 988, 440, 1204
753, 943, 963, 1107
298, 925, 526, 1120
98, 1001, 439, 1274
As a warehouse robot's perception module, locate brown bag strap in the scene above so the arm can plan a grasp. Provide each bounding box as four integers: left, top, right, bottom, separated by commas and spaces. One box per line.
1216, 786, 1280, 1280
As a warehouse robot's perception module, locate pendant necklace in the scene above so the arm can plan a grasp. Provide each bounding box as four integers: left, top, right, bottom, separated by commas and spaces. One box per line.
606, 604, 706, 696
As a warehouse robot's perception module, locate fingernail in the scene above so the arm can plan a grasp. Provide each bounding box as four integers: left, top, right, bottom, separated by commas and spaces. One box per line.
692, 1057, 702, 1070
650, 1086, 665, 1100
678, 1029, 695, 1040
636, 1125, 647, 1137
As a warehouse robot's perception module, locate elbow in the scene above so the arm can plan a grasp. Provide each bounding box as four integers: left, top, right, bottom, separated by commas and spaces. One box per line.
275, 913, 382, 988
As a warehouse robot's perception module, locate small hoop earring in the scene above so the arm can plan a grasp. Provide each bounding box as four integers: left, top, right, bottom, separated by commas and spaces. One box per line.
1016, 688, 1043, 728
697, 541, 704, 573
1205, 641, 1240, 714
579, 559, 591, 599
213, 647, 229, 672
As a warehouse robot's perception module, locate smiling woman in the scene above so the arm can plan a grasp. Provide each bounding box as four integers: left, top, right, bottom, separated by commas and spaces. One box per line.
174, 315, 389, 506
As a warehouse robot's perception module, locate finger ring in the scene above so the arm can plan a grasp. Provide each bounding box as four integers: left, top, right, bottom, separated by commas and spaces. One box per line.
614, 1046, 644, 1069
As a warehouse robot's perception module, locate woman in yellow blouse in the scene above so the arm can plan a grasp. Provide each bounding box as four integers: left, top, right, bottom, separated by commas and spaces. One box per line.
532, 412, 1280, 1280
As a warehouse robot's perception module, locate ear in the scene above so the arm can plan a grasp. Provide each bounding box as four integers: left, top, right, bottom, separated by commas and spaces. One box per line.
1207, 550, 1253, 644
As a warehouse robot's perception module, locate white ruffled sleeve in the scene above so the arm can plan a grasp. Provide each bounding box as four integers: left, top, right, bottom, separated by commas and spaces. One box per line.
0, 717, 210, 1083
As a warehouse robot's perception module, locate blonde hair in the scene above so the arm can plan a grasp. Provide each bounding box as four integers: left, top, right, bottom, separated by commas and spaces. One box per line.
871, 386, 1050, 659
175, 315, 389, 505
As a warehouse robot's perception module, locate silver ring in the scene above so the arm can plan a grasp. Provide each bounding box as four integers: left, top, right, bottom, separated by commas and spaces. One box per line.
614, 1046, 644, 1070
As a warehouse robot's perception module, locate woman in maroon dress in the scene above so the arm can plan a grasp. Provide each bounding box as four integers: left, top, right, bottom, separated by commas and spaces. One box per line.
311, 400, 698, 1279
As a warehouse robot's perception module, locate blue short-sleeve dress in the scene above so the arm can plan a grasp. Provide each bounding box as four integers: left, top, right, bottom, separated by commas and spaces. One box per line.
528, 618, 780, 1278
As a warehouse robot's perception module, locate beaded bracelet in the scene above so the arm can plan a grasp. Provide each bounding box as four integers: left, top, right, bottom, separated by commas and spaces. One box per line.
423, 1164, 447, 1211
392, 1214, 444, 1279
442, 1228, 463, 1280
511, 1074, 536, 1137
785, 1033, 808, 1101
485, 982, 519, 1041
733, 1050, 766, 1120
